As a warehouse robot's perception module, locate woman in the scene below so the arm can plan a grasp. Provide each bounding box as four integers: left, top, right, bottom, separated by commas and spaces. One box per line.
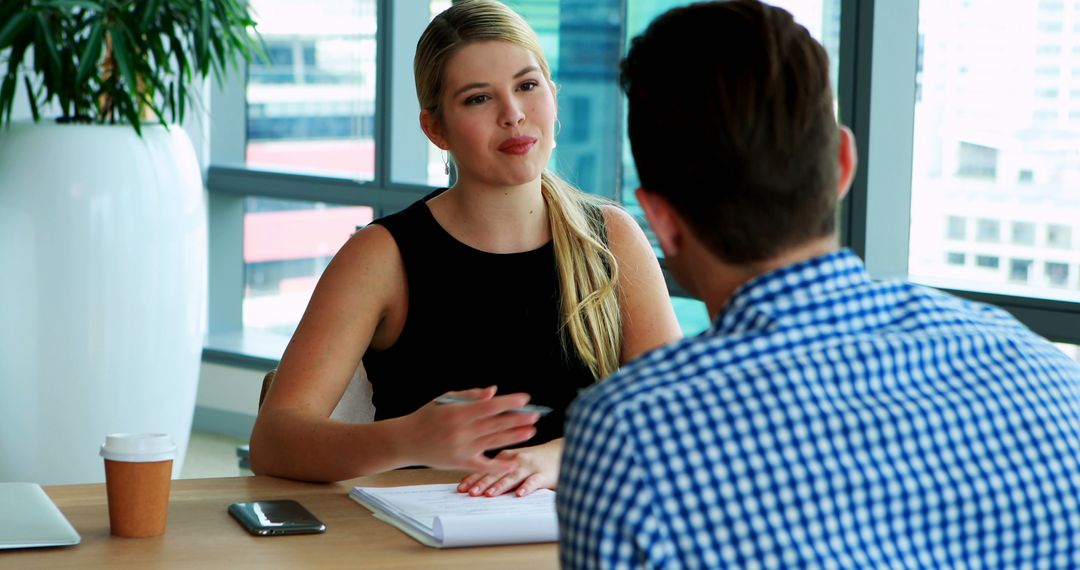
249, 0, 681, 496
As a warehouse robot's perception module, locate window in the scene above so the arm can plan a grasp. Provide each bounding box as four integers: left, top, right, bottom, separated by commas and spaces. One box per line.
1048, 224, 1072, 248
246, 0, 378, 180
946, 215, 967, 240
213, 0, 842, 343
200, 0, 1080, 365
1056, 343, 1080, 362
956, 143, 998, 178
618, 0, 842, 259
244, 198, 373, 335
908, 1, 1080, 307
975, 219, 1001, 242
1011, 221, 1036, 246
671, 298, 711, 337
1046, 262, 1070, 286
1009, 258, 1034, 283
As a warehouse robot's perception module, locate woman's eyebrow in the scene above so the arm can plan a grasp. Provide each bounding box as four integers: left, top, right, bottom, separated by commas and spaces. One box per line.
452, 82, 488, 98
513, 65, 540, 78
451, 66, 541, 98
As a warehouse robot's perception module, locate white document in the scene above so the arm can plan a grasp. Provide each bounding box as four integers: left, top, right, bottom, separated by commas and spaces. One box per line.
349, 483, 557, 548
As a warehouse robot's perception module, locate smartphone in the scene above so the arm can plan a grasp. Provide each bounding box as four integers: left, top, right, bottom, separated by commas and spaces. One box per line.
228, 500, 326, 536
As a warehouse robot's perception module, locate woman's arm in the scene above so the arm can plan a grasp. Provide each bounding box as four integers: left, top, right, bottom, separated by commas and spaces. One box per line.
602, 204, 683, 363
249, 226, 539, 482
458, 205, 683, 496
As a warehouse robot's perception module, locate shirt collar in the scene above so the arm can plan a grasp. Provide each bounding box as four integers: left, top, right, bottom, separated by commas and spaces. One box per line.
710, 248, 871, 335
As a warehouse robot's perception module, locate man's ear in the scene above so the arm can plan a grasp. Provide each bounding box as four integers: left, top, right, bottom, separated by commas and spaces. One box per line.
420, 110, 449, 150
635, 187, 683, 258
837, 125, 857, 201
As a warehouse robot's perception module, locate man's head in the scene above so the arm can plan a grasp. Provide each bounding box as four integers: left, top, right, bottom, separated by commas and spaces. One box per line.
621, 0, 854, 268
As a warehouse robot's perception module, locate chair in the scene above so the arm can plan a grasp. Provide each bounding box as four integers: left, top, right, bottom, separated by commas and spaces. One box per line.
257, 365, 375, 420
241, 365, 375, 474
258, 369, 276, 409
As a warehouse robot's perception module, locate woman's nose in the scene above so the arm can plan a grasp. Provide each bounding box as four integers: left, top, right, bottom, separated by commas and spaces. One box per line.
500, 101, 525, 127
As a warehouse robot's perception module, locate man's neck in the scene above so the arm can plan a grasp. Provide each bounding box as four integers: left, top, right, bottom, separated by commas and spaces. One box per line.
693, 237, 840, 321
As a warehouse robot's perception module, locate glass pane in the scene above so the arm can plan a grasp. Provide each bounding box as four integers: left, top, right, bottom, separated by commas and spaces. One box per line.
246, 0, 377, 180
619, 0, 843, 256
908, 2, 1080, 301
389, 1, 452, 188
421, 1, 453, 188
672, 297, 712, 337
501, 1, 623, 200
1056, 342, 1080, 363
243, 198, 374, 335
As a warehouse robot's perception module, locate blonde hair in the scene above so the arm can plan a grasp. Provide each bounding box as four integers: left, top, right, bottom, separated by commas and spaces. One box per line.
415, 0, 622, 379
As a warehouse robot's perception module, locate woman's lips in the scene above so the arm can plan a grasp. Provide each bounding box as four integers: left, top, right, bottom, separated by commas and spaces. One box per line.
498, 136, 538, 155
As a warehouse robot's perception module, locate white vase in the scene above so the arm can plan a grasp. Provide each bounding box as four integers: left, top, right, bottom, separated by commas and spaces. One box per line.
0, 122, 206, 484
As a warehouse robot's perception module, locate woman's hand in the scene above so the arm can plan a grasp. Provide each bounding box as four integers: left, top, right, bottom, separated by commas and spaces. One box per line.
396, 386, 540, 473
457, 438, 563, 497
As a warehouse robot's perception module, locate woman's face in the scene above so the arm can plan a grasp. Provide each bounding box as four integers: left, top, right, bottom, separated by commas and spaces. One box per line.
423, 40, 557, 189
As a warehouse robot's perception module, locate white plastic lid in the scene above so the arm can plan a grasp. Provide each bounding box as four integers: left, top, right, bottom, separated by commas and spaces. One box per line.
99, 433, 177, 463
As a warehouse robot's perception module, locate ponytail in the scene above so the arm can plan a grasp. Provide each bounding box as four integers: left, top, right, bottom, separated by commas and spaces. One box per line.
541, 171, 622, 380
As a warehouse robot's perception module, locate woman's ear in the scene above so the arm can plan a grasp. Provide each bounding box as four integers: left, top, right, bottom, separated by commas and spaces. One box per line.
420, 110, 449, 150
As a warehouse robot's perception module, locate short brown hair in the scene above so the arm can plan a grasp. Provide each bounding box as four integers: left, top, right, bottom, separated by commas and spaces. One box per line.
621, 0, 839, 264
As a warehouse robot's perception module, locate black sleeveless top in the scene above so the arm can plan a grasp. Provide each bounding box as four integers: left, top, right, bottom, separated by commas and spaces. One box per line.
362, 189, 599, 446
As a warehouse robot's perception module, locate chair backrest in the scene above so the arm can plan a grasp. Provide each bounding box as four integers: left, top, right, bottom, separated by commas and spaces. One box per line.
258, 369, 276, 410
256, 366, 375, 423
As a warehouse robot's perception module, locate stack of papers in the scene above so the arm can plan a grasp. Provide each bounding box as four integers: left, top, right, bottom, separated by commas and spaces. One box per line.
349, 483, 557, 548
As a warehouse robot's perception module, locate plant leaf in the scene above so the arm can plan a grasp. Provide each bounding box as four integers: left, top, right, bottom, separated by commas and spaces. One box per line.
0, 23, 34, 127
0, 12, 33, 49
108, 25, 141, 127
35, 13, 63, 74
167, 80, 175, 121
177, 60, 186, 123
139, 0, 162, 30
199, 0, 210, 76
0, 73, 16, 125
23, 75, 40, 121
119, 97, 141, 135
39, 0, 105, 9
76, 21, 104, 85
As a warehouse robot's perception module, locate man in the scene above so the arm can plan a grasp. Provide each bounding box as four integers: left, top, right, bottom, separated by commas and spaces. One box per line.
557, 1, 1080, 568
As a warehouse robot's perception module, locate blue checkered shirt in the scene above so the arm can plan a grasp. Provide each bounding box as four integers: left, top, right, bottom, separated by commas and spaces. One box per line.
558, 249, 1080, 569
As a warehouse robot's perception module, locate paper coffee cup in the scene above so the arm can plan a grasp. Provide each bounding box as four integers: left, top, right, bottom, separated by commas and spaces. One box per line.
100, 433, 177, 538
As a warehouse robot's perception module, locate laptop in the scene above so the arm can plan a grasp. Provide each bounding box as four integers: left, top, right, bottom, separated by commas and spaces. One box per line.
0, 483, 81, 549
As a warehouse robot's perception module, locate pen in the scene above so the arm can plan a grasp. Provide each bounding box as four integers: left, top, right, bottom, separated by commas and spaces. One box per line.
434, 395, 553, 417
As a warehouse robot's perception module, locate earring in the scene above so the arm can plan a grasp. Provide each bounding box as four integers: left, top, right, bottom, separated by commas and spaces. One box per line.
442, 152, 450, 176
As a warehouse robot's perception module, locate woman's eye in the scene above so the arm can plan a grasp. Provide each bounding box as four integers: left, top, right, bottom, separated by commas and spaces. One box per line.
465, 94, 490, 105
519, 81, 539, 92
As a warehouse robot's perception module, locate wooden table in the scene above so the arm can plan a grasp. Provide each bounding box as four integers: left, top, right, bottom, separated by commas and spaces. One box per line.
5, 470, 557, 569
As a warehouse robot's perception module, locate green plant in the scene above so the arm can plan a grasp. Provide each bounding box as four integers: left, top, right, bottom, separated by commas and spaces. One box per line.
0, 0, 262, 134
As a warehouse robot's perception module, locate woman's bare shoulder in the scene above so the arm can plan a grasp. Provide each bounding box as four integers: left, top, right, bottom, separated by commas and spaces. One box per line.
598, 204, 652, 256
